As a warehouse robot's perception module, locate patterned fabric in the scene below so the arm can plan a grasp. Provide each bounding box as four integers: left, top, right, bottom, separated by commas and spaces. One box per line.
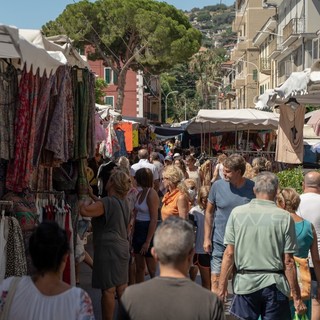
44, 66, 74, 165
0, 62, 18, 161
31, 72, 55, 167
6, 66, 53, 192
5, 217, 28, 278
0, 160, 7, 198
71, 68, 95, 160
2, 191, 38, 231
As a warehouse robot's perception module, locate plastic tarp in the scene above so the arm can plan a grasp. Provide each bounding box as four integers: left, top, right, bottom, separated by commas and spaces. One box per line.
0, 24, 22, 59
21, 30, 90, 69
186, 109, 279, 134
0, 25, 90, 77
153, 126, 185, 136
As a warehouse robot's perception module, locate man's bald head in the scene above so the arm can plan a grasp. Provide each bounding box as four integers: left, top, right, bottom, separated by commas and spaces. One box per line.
303, 171, 320, 192
138, 149, 149, 159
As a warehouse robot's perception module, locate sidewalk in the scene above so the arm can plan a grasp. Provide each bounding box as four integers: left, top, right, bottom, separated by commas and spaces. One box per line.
78, 234, 236, 320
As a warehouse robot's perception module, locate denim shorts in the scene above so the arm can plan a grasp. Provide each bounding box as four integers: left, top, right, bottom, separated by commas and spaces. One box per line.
230, 284, 291, 320
210, 241, 226, 274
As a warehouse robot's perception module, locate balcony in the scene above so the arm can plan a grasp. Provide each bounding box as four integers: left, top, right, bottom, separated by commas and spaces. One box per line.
268, 38, 282, 59
282, 18, 305, 46
234, 71, 245, 88
260, 58, 271, 74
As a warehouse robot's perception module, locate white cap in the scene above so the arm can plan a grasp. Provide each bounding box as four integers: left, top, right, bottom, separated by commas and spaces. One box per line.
173, 153, 181, 159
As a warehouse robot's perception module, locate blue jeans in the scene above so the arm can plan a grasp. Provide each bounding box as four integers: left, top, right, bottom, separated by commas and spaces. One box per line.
230, 284, 291, 320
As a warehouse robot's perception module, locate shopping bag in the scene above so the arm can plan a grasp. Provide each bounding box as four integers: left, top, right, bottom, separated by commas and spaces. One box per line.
290, 256, 311, 300
293, 313, 309, 320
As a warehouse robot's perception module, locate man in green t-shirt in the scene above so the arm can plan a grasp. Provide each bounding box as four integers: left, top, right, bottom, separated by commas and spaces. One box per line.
218, 172, 307, 319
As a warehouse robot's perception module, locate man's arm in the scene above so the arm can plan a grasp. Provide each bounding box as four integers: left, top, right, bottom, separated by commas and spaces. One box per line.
283, 253, 307, 315
203, 201, 215, 253
218, 244, 234, 301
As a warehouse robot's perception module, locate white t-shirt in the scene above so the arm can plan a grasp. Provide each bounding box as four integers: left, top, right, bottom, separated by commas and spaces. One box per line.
0, 276, 95, 320
130, 159, 160, 180
297, 192, 320, 267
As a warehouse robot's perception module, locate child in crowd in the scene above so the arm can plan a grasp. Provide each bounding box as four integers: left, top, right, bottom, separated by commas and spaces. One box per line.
189, 186, 211, 289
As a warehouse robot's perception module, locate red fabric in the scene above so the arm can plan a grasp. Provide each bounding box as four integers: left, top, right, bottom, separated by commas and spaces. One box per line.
63, 209, 71, 284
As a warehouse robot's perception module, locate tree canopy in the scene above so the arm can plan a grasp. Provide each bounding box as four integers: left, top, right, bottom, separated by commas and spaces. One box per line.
43, 0, 202, 113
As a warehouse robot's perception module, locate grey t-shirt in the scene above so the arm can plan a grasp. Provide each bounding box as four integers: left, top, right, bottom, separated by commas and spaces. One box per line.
119, 277, 225, 320
208, 178, 255, 244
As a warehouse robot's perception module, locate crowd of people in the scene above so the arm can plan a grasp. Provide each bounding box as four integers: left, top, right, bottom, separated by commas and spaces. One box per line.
1, 140, 320, 320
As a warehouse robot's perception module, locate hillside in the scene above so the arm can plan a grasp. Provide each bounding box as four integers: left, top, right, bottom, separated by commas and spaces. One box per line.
186, 4, 236, 49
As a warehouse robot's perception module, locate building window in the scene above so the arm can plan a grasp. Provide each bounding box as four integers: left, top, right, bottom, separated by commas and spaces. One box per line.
105, 96, 114, 107
312, 38, 319, 61
104, 68, 118, 85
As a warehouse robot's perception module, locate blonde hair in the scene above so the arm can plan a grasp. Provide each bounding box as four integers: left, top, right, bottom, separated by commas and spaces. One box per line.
108, 169, 131, 198
243, 162, 254, 179
163, 165, 188, 194
197, 186, 210, 209
184, 178, 196, 189
276, 187, 300, 213
252, 157, 272, 176
217, 154, 227, 163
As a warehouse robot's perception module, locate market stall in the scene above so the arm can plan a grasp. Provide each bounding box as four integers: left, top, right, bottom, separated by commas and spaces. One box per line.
0, 24, 96, 284
185, 109, 279, 157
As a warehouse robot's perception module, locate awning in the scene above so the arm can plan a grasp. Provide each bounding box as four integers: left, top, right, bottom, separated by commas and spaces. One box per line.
153, 126, 185, 136
186, 109, 279, 134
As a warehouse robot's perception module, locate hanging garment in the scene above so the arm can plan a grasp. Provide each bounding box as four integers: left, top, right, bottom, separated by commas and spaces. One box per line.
0, 62, 18, 161
115, 122, 133, 152
5, 216, 27, 278
113, 128, 127, 158
0, 160, 7, 198
0, 215, 7, 281
44, 66, 74, 165
95, 113, 106, 143
275, 104, 305, 164
132, 129, 139, 148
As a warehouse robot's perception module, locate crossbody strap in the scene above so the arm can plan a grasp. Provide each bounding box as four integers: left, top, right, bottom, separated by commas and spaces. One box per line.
0, 277, 22, 320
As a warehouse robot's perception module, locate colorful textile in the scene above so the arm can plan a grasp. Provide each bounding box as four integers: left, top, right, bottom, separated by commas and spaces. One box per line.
5, 217, 27, 278
44, 66, 74, 165
0, 63, 18, 161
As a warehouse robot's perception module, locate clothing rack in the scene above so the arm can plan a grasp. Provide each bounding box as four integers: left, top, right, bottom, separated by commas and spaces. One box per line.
31, 190, 65, 196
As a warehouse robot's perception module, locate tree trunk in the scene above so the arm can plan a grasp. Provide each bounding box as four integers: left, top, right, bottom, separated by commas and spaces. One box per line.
115, 67, 128, 114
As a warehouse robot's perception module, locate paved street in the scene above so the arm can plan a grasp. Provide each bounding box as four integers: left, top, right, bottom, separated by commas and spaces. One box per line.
78, 234, 236, 319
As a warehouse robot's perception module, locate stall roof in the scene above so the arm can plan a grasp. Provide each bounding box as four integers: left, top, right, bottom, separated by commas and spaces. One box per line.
0, 25, 90, 77
0, 24, 22, 59
186, 109, 279, 134
153, 126, 185, 136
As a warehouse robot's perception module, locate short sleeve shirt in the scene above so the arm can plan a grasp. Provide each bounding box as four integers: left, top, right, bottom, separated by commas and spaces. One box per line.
224, 199, 297, 296
130, 159, 159, 180
208, 178, 255, 244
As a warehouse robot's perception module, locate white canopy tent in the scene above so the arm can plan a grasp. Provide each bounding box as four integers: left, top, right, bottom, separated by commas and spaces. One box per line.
0, 24, 89, 77
186, 109, 279, 134
185, 109, 279, 154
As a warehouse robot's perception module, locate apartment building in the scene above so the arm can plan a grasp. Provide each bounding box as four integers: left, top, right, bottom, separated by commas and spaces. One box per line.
230, 0, 276, 109
253, 0, 320, 93
86, 47, 161, 122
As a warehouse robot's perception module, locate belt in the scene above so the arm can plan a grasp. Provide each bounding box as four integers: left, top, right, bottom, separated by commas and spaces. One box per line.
237, 269, 284, 275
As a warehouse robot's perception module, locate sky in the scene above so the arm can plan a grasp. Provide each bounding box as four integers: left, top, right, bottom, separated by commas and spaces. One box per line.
0, 0, 234, 29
